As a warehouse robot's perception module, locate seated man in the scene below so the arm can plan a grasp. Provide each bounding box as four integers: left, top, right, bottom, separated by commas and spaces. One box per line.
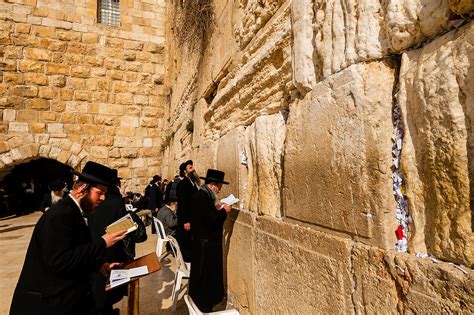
156, 197, 178, 237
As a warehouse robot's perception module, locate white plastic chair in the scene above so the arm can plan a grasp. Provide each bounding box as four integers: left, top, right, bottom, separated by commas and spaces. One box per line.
184, 295, 240, 315
125, 203, 137, 212
168, 235, 191, 311
152, 217, 169, 261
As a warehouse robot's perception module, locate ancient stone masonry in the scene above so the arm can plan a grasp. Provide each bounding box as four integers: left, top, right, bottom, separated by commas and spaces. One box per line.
0, 0, 166, 192
164, 0, 473, 313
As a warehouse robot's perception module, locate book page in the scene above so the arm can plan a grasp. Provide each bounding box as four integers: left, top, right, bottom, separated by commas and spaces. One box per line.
221, 194, 239, 206
105, 213, 138, 234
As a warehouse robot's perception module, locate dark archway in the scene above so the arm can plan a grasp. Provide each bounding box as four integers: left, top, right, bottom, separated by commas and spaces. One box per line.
0, 158, 73, 217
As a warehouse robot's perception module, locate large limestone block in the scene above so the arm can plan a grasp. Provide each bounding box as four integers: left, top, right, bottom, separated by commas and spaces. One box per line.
255, 217, 353, 313
399, 22, 474, 266
352, 244, 474, 313
284, 61, 396, 248
192, 140, 218, 176
217, 129, 241, 197
291, 0, 451, 92
224, 210, 256, 314
244, 113, 286, 218
449, 0, 474, 13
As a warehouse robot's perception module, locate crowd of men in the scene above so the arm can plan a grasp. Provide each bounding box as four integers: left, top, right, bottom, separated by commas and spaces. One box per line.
10, 160, 232, 314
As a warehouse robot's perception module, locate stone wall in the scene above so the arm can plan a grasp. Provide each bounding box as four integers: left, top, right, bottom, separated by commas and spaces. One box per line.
163, 0, 473, 312
0, 0, 166, 192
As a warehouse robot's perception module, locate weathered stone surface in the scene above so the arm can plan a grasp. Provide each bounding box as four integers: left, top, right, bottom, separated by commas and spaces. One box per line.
224, 210, 256, 314
244, 113, 285, 217
399, 22, 474, 266
449, 0, 474, 13
352, 244, 474, 313
284, 61, 396, 248
217, 129, 241, 198
255, 216, 353, 313
202, 2, 292, 137
291, 0, 451, 89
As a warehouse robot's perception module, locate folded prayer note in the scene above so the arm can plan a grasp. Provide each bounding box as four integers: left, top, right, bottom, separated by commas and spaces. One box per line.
105, 213, 138, 235
220, 194, 239, 206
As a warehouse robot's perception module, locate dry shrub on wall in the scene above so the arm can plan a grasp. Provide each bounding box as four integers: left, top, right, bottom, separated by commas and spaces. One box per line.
173, 0, 215, 51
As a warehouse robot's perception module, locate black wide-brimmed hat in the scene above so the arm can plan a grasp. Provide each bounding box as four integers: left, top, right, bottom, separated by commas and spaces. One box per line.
71, 161, 115, 187
179, 160, 193, 173
48, 181, 66, 191
200, 169, 229, 185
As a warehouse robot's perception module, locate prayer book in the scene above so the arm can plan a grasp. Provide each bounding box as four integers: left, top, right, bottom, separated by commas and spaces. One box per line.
221, 194, 239, 206
105, 213, 138, 235
109, 266, 149, 288
106, 252, 161, 291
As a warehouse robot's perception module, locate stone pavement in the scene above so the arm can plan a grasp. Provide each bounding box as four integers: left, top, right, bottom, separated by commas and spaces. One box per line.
0, 212, 188, 315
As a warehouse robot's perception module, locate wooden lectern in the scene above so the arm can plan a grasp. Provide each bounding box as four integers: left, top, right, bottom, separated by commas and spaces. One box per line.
108, 253, 160, 315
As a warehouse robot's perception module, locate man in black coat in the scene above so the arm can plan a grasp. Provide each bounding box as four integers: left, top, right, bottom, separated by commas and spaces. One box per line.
148, 175, 164, 234
39, 181, 66, 213
189, 169, 231, 312
176, 160, 199, 262
10, 162, 127, 315
87, 170, 131, 315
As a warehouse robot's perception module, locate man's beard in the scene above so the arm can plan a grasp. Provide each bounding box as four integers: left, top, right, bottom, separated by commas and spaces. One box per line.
188, 170, 201, 185
80, 194, 96, 214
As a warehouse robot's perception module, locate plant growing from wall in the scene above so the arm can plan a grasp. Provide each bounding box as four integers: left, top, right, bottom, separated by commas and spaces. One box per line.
160, 131, 176, 153
186, 119, 194, 133
173, 0, 215, 51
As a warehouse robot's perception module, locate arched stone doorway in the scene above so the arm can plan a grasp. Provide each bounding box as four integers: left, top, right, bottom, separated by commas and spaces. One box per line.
0, 158, 73, 217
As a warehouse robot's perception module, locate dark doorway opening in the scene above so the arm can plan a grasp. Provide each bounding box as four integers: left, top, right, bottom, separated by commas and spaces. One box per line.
0, 158, 73, 218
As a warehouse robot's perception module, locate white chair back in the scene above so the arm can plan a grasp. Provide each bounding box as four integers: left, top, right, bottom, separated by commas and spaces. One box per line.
167, 235, 190, 273
152, 217, 169, 261
125, 204, 136, 212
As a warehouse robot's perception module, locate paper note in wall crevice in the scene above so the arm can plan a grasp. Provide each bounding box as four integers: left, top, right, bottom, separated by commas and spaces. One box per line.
221, 194, 239, 206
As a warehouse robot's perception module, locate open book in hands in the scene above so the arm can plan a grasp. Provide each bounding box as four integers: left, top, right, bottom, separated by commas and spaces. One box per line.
220, 194, 239, 207
105, 213, 138, 235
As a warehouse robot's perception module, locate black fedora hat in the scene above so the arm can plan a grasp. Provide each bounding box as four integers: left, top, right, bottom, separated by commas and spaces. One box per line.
48, 181, 66, 191
200, 169, 229, 185
71, 161, 115, 187
179, 160, 193, 173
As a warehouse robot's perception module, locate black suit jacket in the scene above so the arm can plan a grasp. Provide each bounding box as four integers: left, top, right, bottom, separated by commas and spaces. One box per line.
176, 177, 198, 225
10, 195, 106, 315
147, 184, 164, 211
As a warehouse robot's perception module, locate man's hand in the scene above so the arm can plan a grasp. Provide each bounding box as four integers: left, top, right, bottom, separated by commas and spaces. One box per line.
102, 230, 127, 248
183, 223, 191, 231
221, 204, 232, 213
99, 262, 124, 277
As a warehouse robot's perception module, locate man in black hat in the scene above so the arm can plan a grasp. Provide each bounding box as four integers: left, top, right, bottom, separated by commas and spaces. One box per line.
148, 175, 164, 234
39, 180, 66, 213
87, 169, 132, 315
10, 161, 127, 315
176, 160, 199, 261
189, 169, 232, 312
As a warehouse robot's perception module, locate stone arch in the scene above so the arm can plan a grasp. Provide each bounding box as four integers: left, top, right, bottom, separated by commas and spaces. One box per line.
0, 139, 90, 180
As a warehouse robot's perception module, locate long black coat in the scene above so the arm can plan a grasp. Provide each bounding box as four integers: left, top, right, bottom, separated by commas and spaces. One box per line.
176, 177, 198, 261
87, 188, 129, 313
189, 188, 227, 310
10, 195, 106, 315
147, 184, 164, 211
